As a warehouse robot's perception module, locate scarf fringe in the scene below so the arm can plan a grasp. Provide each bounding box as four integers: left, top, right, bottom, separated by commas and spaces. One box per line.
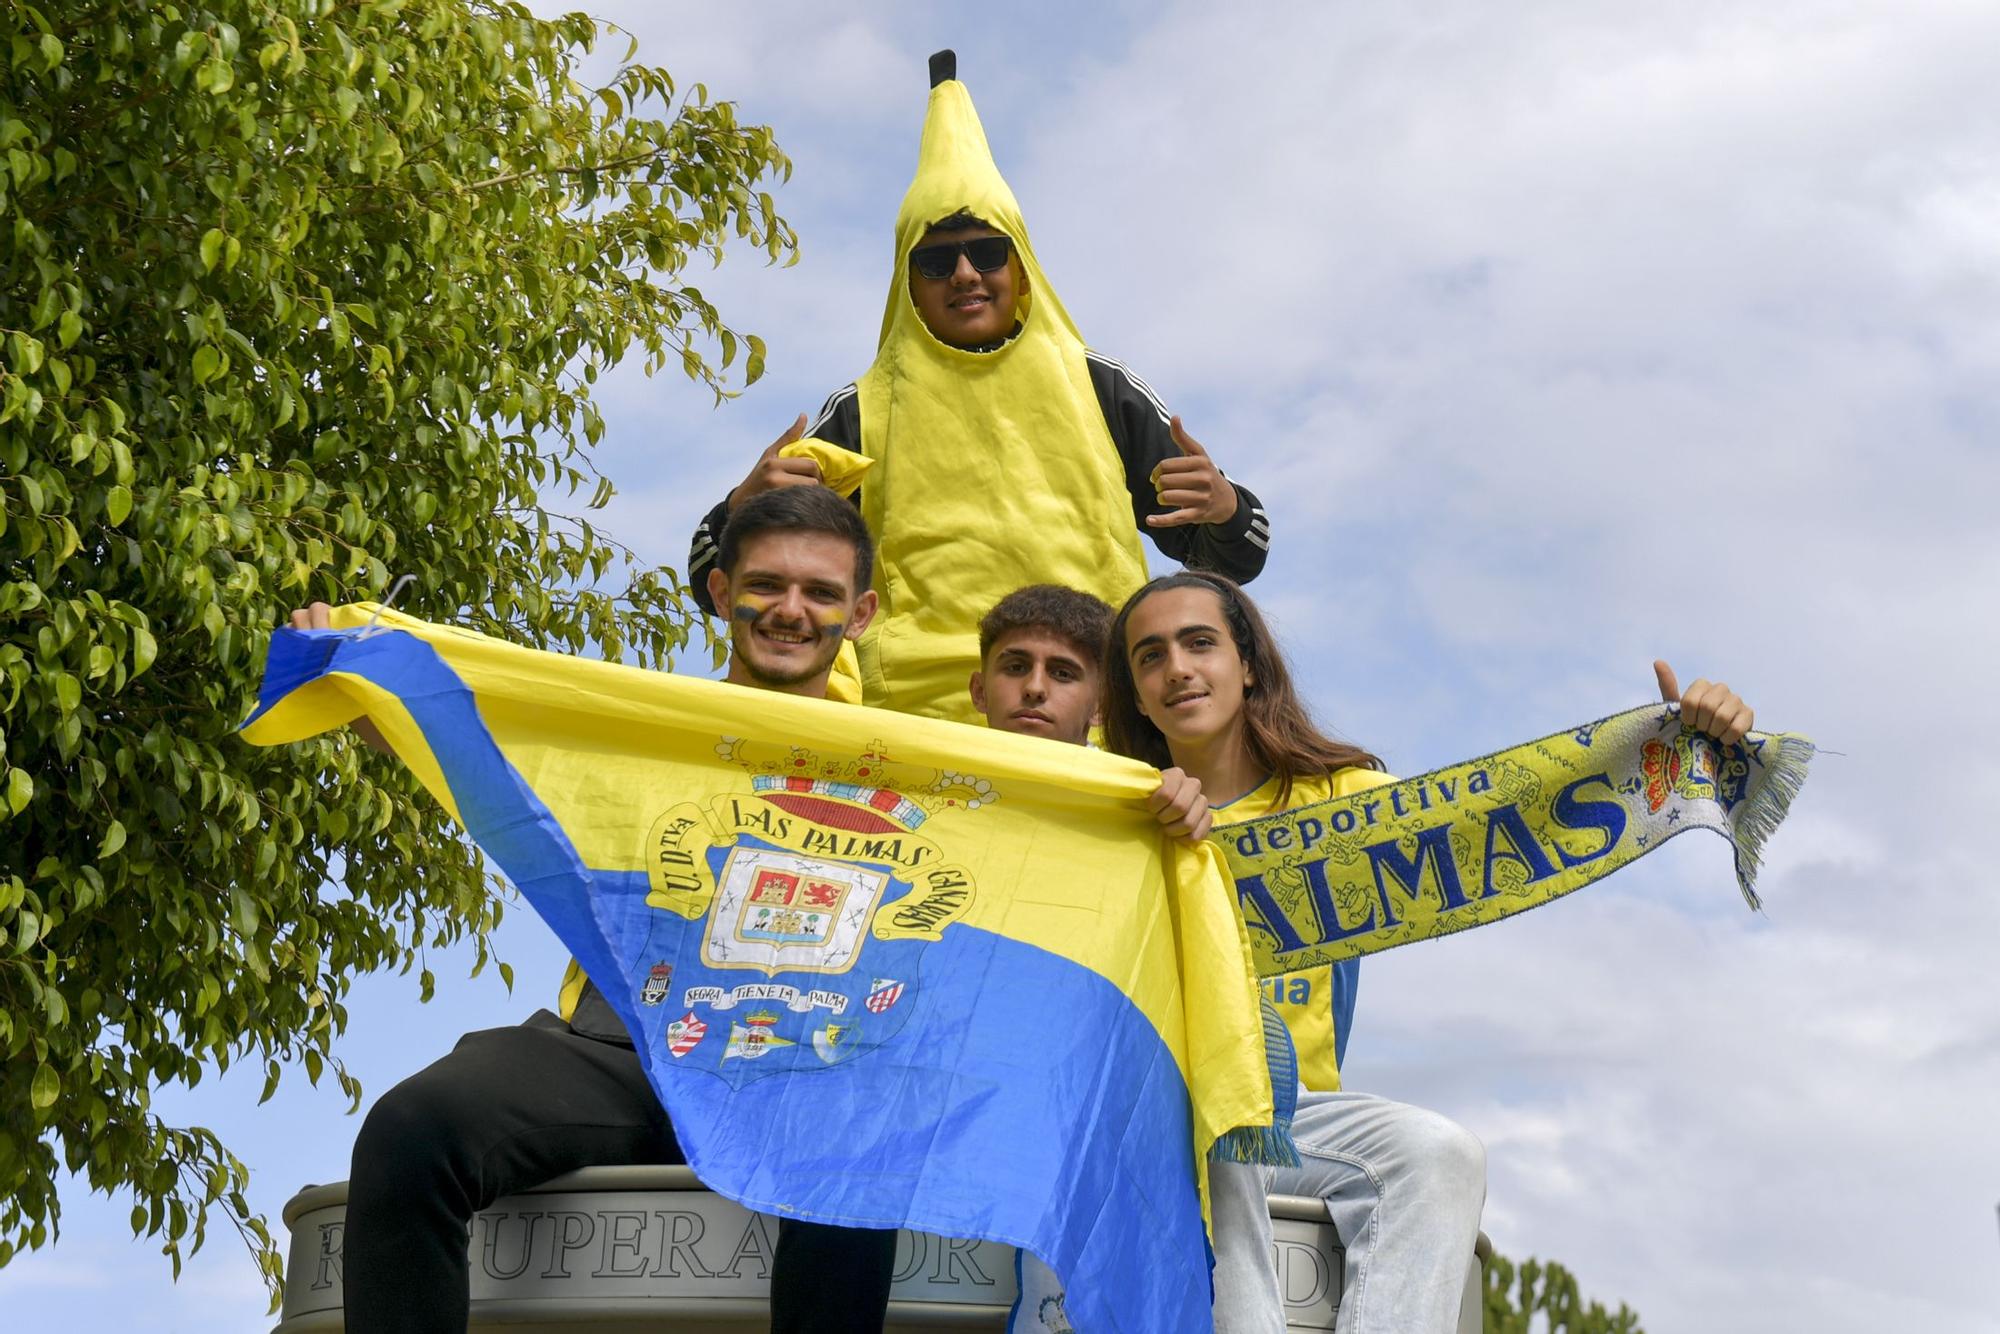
1209, 995, 1302, 1167
1210, 1122, 1301, 1168
1729, 734, 1816, 910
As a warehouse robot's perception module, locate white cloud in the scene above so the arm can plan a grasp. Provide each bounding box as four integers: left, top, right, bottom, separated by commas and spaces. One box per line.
993, 5, 2000, 1329
32, 5, 1996, 1331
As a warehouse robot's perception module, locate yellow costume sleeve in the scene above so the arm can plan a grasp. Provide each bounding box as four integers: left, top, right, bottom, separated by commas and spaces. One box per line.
777, 438, 874, 499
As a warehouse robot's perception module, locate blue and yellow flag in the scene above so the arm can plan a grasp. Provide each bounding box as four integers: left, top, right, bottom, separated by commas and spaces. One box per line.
242, 606, 1270, 1334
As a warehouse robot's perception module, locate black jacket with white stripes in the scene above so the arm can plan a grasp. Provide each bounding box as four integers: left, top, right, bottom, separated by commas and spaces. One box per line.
688, 352, 1271, 614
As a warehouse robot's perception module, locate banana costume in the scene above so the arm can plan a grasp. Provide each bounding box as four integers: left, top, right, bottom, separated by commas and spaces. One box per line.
692, 52, 1270, 723
850, 56, 1146, 721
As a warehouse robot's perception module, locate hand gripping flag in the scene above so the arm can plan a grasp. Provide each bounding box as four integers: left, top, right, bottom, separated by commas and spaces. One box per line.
242, 606, 1273, 1334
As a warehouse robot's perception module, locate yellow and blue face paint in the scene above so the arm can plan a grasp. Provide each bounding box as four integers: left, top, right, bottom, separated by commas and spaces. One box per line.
730, 592, 851, 641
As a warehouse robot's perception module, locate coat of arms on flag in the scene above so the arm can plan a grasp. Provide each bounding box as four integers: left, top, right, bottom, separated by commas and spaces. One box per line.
705, 849, 887, 974
665, 1012, 707, 1058
1636, 728, 1745, 813
625, 757, 992, 1090
812, 1019, 863, 1065
723, 1009, 795, 1061
640, 962, 673, 1006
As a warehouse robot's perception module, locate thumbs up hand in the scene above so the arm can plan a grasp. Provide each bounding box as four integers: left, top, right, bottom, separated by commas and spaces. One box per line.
1654, 659, 1755, 746
727, 414, 824, 512
1146, 416, 1240, 528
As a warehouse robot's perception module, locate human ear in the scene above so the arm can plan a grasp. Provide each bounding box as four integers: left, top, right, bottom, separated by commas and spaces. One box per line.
968, 670, 987, 714
845, 589, 879, 639
706, 567, 730, 614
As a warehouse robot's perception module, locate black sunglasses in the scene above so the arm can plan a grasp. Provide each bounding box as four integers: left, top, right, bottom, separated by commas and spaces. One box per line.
908, 236, 1013, 280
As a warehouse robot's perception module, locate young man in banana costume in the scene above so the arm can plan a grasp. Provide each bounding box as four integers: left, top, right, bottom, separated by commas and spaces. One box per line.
688, 51, 1289, 1327
689, 51, 1272, 725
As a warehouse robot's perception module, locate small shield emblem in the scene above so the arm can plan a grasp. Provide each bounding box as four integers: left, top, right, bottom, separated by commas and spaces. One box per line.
724, 1009, 794, 1061
641, 962, 673, 1006
812, 1020, 863, 1065
864, 978, 904, 1014
665, 1012, 707, 1058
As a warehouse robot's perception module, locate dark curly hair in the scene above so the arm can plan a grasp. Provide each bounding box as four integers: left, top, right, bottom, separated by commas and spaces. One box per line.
977, 585, 1114, 669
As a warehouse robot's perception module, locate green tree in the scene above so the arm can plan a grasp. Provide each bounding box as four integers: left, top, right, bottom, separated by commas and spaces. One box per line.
0, 0, 796, 1298
1484, 1251, 1645, 1334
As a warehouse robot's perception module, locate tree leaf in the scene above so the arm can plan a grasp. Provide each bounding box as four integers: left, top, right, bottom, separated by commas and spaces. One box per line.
5, 768, 30, 814
229, 884, 261, 936
130, 625, 157, 677
30, 1064, 58, 1110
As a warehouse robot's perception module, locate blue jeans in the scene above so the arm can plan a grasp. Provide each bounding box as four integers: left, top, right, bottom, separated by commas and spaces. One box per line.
1211, 1089, 1486, 1334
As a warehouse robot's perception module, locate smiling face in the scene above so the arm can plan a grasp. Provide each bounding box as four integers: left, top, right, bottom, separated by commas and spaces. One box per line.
907, 222, 1025, 349
708, 530, 876, 694
1122, 585, 1255, 755
970, 628, 1101, 746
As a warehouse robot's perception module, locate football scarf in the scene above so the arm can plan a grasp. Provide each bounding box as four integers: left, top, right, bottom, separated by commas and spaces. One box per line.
1222, 707, 1815, 977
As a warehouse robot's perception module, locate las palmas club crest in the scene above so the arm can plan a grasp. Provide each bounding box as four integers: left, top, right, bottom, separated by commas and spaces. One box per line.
633, 740, 996, 1089
704, 851, 886, 976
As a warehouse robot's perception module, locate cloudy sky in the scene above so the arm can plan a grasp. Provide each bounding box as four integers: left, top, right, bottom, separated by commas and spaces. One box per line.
9, 2, 1999, 1329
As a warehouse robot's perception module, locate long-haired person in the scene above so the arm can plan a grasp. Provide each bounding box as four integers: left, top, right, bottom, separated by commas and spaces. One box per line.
1102, 570, 1752, 1333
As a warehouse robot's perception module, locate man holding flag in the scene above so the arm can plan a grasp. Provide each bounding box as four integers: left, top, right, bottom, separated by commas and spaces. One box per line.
292, 490, 1244, 1333
303, 487, 902, 1333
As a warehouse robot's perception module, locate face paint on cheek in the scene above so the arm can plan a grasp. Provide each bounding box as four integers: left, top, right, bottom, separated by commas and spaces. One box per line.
731, 592, 778, 626
732, 594, 846, 641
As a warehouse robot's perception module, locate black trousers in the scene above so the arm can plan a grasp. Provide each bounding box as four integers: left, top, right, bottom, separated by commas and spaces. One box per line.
343, 1009, 897, 1332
